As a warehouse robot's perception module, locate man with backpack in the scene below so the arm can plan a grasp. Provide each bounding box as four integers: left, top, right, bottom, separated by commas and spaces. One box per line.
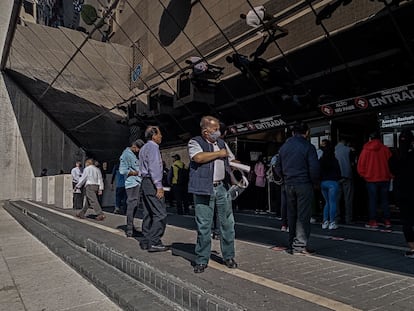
171, 154, 189, 215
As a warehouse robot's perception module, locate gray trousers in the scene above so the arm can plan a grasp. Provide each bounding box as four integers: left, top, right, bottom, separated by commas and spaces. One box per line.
285, 183, 313, 251
336, 178, 354, 223
141, 178, 167, 246
126, 185, 141, 231
80, 185, 103, 215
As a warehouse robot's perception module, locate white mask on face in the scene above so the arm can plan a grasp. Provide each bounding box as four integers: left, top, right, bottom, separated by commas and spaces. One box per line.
208, 130, 221, 142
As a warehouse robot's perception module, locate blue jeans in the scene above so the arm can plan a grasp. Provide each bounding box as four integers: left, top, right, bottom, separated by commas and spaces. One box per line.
366, 181, 390, 221
194, 184, 235, 265
321, 180, 339, 222
285, 183, 313, 251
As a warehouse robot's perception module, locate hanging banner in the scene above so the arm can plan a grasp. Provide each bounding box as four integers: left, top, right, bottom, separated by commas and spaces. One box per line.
320, 83, 414, 116
227, 115, 287, 136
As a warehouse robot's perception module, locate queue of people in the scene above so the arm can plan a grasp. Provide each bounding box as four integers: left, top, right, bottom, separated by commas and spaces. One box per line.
69, 117, 414, 274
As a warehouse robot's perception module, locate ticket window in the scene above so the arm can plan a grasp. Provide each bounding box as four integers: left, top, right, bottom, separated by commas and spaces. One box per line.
382, 130, 414, 149
309, 124, 331, 153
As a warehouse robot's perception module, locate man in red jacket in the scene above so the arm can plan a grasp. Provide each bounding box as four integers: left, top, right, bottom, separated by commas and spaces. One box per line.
357, 132, 392, 229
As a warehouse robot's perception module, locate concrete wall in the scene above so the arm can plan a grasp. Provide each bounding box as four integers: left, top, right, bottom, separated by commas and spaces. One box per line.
0, 72, 84, 200
111, 0, 385, 85
0, 0, 13, 60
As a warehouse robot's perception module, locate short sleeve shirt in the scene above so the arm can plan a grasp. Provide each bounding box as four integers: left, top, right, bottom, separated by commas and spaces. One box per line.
188, 139, 234, 182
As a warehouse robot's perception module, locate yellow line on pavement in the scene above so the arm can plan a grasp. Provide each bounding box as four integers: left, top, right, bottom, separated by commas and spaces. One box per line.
208, 260, 361, 311
18, 200, 360, 310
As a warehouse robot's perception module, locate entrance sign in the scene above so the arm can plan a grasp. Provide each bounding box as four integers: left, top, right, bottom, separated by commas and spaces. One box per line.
320, 83, 414, 116
227, 115, 287, 136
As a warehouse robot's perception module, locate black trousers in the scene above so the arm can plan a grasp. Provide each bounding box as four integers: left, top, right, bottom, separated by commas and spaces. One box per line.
141, 178, 167, 246
399, 197, 414, 243
172, 184, 189, 214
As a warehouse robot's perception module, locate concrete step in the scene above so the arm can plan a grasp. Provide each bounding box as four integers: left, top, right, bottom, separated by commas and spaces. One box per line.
4, 202, 186, 311
5, 200, 245, 311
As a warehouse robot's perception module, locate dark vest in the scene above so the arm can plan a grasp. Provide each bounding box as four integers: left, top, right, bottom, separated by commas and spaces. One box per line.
188, 136, 230, 195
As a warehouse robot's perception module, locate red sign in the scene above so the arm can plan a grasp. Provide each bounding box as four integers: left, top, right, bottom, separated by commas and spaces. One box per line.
354, 97, 368, 109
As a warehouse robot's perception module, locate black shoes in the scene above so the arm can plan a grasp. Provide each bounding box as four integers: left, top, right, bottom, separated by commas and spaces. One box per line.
223, 258, 238, 269
194, 264, 208, 273
211, 232, 221, 240
193, 259, 237, 273
147, 244, 170, 252
139, 241, 149, 250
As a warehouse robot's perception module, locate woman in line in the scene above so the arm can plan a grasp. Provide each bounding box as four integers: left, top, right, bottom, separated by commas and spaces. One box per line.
320, 141, 341, 230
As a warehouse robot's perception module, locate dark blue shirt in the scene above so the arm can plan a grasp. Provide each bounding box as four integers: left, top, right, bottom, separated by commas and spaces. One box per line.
276, 135, 320, 185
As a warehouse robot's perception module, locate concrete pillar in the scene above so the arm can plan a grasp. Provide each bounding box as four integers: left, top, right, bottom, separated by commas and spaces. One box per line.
54, 174, 73, 209
32, 177, 42, 202
42, 176, 55, 205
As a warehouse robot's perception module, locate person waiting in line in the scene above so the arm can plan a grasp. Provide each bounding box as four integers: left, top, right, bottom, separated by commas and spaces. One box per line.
240, 5, 288, 60
335, 138, 355, 224
71, 161, 84, 210
139, 126, 169, 252
357, 132, 392, 229
389, 130, 414, 258
319, 141, 341, 230
254, 156, 267, 213
111, 162, 127, 215
119, 139, 145, 238
311, 139, 329, 223
271, 152, 288, 232
188, 116, 238, 273
75, 158, 105, 221
170, 154, 189, 215
162, 161, 171, 205
276, 122, 320, 255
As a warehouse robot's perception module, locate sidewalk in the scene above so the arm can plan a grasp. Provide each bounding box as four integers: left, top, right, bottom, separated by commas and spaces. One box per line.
0, 202, 121, 311
7, 199, 414, 311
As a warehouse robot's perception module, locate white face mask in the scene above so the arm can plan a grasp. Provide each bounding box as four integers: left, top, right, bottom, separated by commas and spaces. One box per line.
208, 130, 221, 142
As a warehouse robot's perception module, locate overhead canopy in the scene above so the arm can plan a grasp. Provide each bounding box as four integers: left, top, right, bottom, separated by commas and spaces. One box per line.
4, 0, 414, 160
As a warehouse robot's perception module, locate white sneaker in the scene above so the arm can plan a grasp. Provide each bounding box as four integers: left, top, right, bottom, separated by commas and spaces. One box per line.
329, 222, 338, 230
310, 217, 317, 224
322, 221, 329, 229
281, 225, 289, 232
